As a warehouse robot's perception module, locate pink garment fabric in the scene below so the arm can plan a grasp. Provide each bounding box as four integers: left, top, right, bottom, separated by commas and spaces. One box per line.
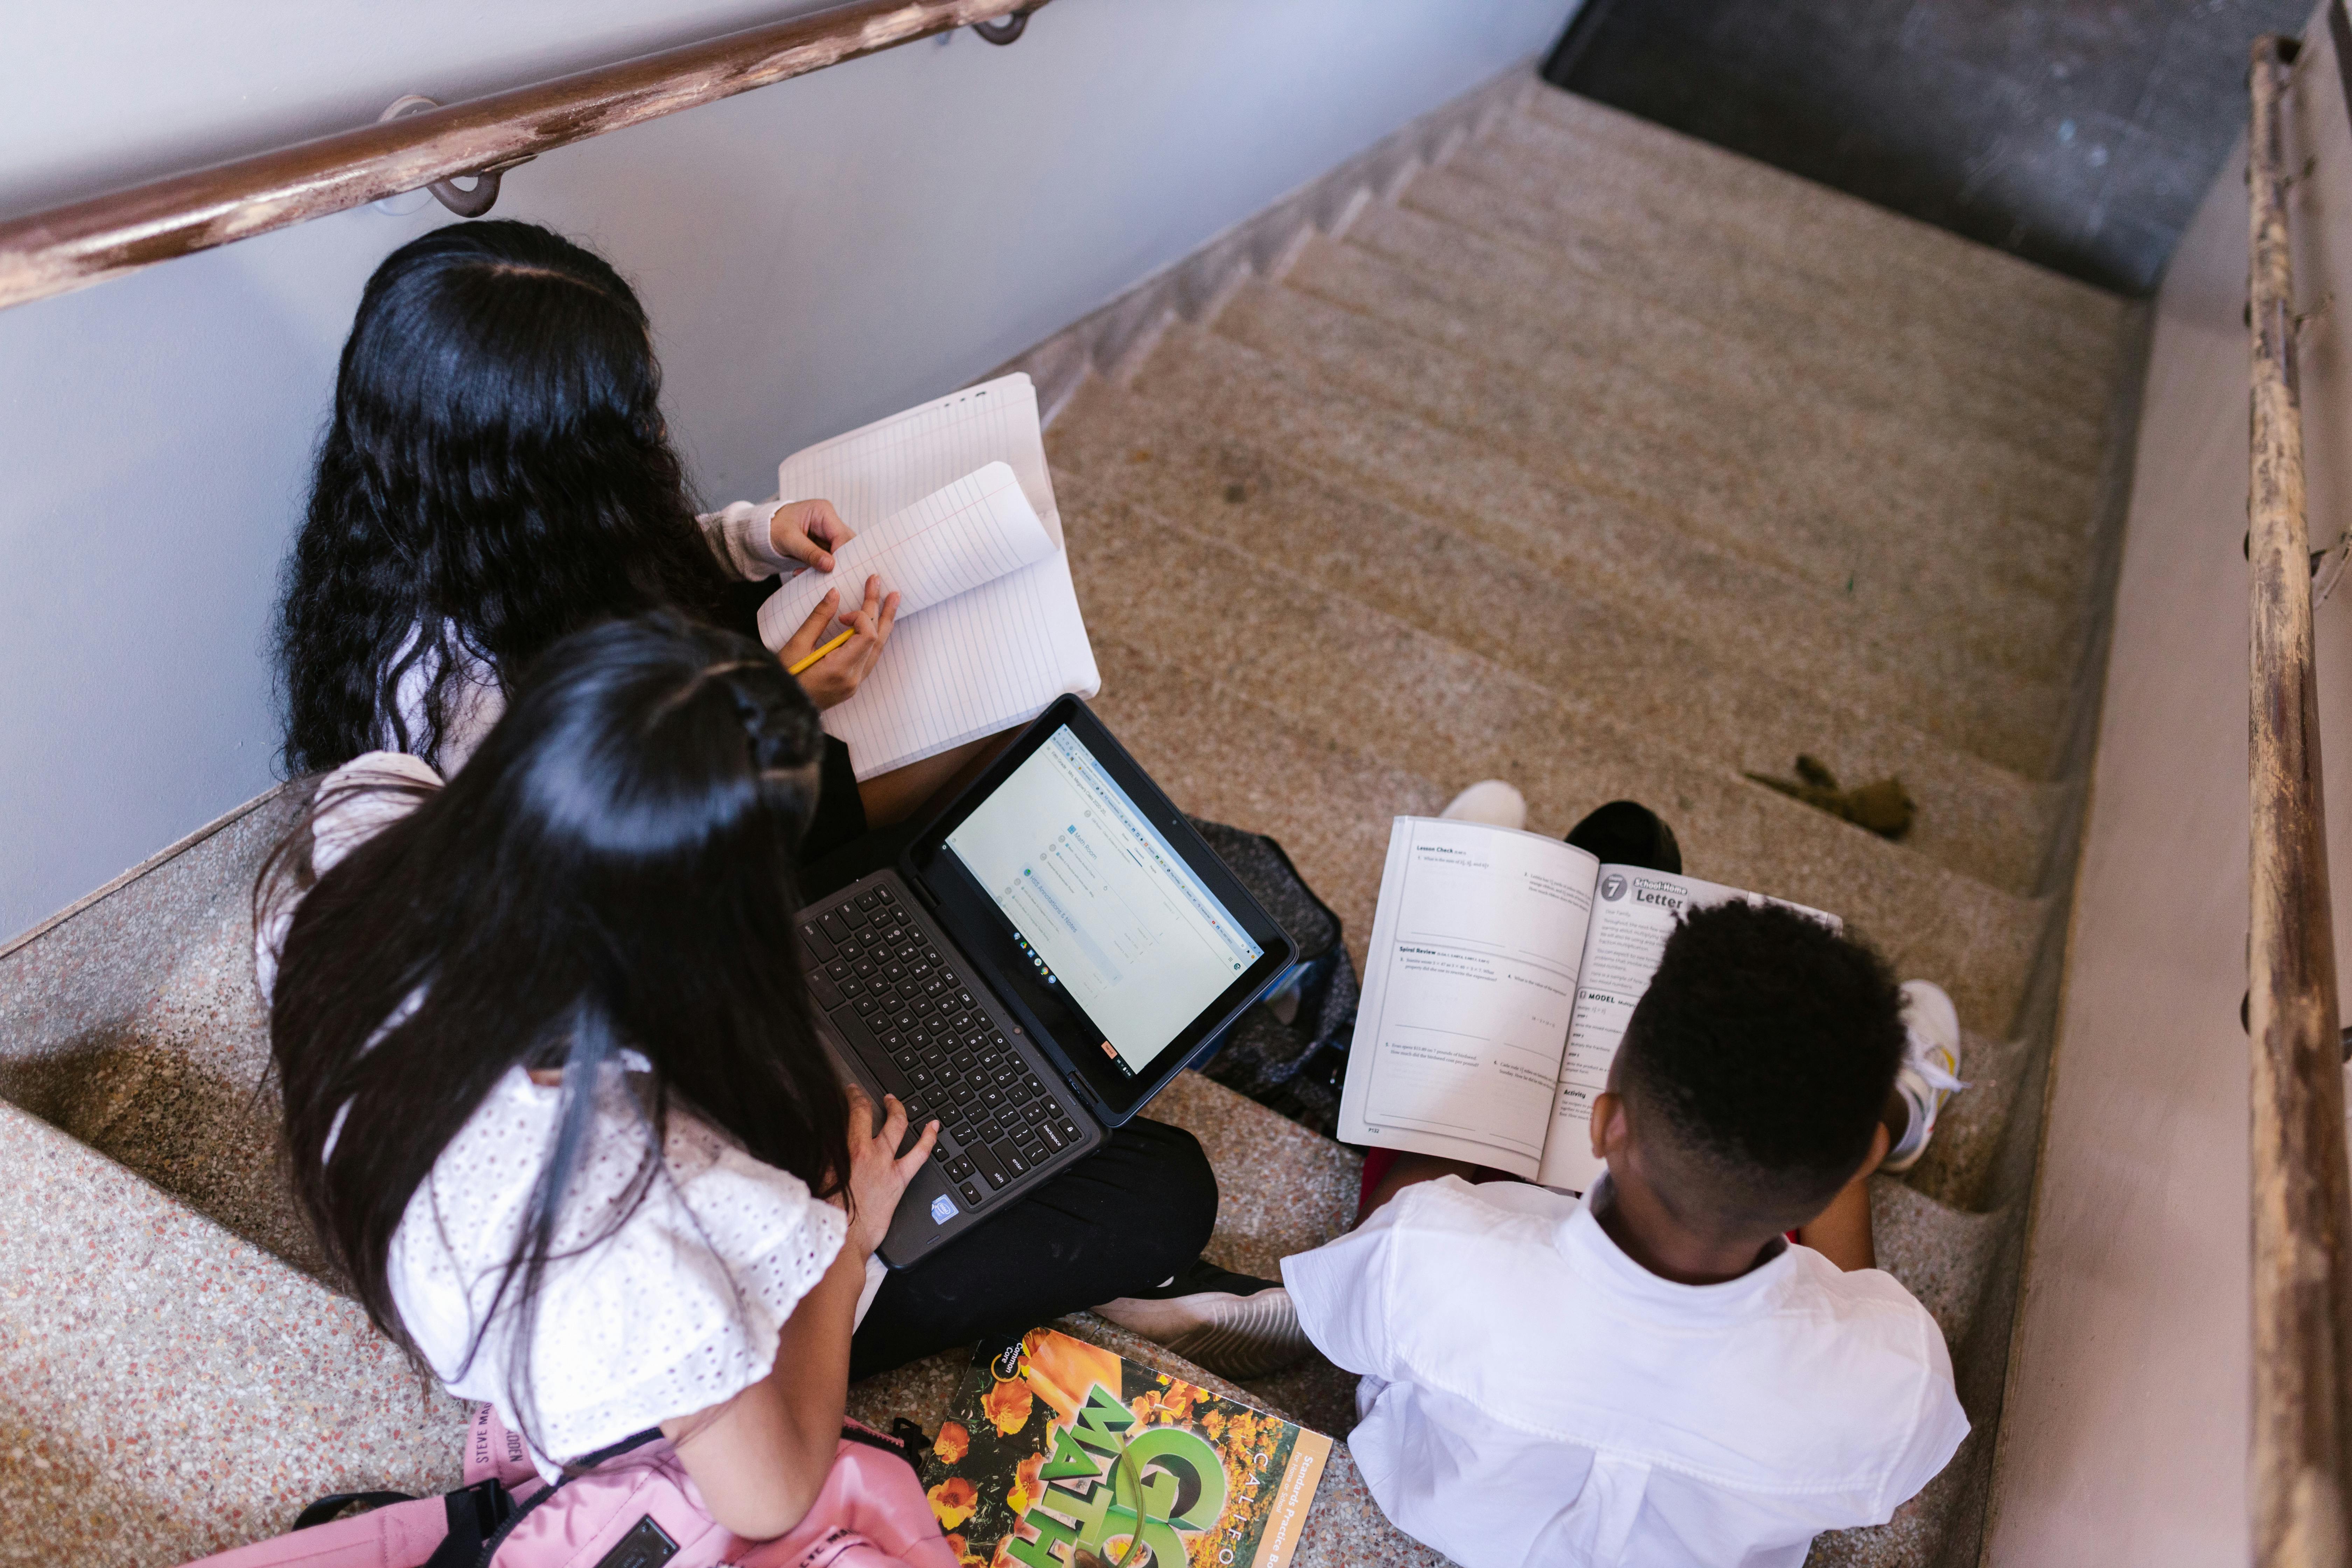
179, 1404, 953, 1568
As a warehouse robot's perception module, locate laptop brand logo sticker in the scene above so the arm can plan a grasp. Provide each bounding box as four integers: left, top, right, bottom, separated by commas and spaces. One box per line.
930, 1194, 958, 1225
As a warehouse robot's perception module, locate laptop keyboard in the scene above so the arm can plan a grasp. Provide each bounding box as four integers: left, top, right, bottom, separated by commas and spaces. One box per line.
798, 883, 1086, 1213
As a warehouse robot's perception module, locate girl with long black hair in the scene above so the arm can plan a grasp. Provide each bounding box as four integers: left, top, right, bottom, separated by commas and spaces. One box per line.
274, 219, 974, 856
258, 615, 1226, 1537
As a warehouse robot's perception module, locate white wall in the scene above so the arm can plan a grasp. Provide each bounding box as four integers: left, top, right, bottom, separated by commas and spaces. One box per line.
0, 0, 1575, 940
1986, 7, 2352, 1560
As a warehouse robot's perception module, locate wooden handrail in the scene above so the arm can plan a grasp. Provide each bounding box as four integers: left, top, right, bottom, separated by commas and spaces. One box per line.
0, 0, 1041, 313
2248, 32, 2352, 1567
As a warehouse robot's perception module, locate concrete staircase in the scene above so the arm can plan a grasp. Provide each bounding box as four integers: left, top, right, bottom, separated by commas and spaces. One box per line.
1011, 80, 2134, 1568
0, 81, 2135, 1568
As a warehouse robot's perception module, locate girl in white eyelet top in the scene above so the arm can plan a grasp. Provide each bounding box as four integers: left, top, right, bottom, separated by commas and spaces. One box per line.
261, 614, 936, 1541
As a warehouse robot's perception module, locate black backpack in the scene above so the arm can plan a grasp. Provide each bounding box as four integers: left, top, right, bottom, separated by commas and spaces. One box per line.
1185, 818, 1360, 1139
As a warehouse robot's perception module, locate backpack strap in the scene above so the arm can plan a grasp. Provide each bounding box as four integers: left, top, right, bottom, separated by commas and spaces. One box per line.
418, 1478, 519, 1568
290, 1491, 417, 1531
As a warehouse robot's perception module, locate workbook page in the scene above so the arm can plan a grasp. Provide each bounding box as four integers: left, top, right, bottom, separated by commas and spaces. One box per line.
1534, 871, 1841, 1195
1335, 818, 1600, 1179
754, 462, 1054, 646
772, 374, 1098, 779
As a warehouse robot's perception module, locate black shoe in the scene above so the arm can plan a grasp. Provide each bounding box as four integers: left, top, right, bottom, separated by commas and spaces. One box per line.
1565, 800, 1682, 874
1093, 1259, 1311, 1379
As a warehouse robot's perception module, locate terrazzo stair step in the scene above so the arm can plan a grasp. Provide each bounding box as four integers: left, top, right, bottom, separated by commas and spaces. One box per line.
1394, 169, 2105, 476
1402, 153, 2108, 477
1868, 1180, 2005, 1368
1329, 202, 2105, 524
1047, 397, 2063, 898
1444, 145, 2110, 432
1132, 323, 2074, 698
1064, 507, 2051, 1036
1900, 1029, 2032, 1217
0, 787, 324, 1275
1276, 232, 2102, 561
1149, 1071, 1363, 1283
1479, 109, 2123, 403
1212, 277, 2092, 633
1519, 87, 2128, 362
1116, 327, 2078, 776
0, 1099, 464, 1568
1423, 146, 2113, 456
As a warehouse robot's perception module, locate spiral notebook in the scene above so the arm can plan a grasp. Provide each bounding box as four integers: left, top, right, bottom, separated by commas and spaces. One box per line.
759, 373, 1100, 779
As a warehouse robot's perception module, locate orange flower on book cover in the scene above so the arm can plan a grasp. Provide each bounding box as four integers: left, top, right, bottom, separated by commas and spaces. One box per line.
918, 1327, 1332, 1568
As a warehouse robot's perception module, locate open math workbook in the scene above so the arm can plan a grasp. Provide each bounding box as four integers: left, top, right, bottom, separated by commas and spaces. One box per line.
1335, 817, 1837, 1196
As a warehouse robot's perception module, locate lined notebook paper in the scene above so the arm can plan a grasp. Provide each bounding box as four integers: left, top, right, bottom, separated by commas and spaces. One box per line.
754, 463, 1054, 645
763, 374, 1098, 779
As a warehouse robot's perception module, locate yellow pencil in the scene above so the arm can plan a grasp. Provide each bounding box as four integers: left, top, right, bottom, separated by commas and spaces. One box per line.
785, 627, 855, 677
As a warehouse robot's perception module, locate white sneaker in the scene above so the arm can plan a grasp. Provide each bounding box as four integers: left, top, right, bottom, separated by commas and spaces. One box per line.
1440, 779, 1527, 831
1882, 979, 1965, 1173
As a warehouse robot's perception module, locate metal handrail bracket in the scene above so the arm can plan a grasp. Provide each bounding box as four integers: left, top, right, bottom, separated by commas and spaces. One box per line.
0, 0, 1045, 313
2248, 31, 2352, 1567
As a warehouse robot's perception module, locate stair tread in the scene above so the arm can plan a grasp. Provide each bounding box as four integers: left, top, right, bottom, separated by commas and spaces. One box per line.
1335, 198, 2110, 504
1280, 231, 2104, 550
1518, 87, 2128, 332
1050, 393, 2063, 897
0, 1099, 464, 1563
1070, 519, 2051, 1036
1903, 1029, 2034, 1215
1428, 137, 2117, 426
1393, 168, 2110, 474
1480, 107, 2126, 391
1118, 325, 2073, 779
1213, 276, 2095, 646
1134, 322, 2075, 696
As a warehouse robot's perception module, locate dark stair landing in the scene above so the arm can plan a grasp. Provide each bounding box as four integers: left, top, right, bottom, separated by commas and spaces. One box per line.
1546, 0, 2312, 294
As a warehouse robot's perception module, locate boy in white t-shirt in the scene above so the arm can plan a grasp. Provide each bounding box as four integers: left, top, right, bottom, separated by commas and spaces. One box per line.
1283, 899, 1970, 1568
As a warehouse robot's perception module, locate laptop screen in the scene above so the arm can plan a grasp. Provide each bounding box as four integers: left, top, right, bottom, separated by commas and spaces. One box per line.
940, 725, 1265, 1077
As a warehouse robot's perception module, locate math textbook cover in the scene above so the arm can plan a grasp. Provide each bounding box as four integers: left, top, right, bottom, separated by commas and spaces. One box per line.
917, 1327, 1331, 1568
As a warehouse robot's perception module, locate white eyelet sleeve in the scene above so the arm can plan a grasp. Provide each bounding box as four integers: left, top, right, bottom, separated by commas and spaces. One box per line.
385, 1072, 851, 1476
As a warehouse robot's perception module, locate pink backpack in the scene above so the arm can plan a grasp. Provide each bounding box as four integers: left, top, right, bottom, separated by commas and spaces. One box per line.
181, 1404, 957, 1568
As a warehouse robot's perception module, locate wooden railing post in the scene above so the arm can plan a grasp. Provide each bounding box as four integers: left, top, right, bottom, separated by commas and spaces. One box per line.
2249, 32, 2352, 1567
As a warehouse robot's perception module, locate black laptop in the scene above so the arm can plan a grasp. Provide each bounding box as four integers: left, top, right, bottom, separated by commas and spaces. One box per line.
795, 696, 1297, 1266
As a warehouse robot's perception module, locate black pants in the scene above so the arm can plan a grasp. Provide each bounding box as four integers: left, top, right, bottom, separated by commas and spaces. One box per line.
847, 1116, 1219, 1380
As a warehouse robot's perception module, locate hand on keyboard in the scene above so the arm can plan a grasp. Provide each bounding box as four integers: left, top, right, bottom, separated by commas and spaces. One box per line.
840, 1086, 938, 1258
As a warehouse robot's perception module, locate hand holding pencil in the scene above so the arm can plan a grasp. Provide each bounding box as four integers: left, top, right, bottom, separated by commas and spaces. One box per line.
778, 571, 901, 710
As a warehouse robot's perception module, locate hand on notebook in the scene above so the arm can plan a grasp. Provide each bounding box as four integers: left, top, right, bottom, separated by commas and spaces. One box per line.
778, 573, 901, 709
768, 498, 855, 572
